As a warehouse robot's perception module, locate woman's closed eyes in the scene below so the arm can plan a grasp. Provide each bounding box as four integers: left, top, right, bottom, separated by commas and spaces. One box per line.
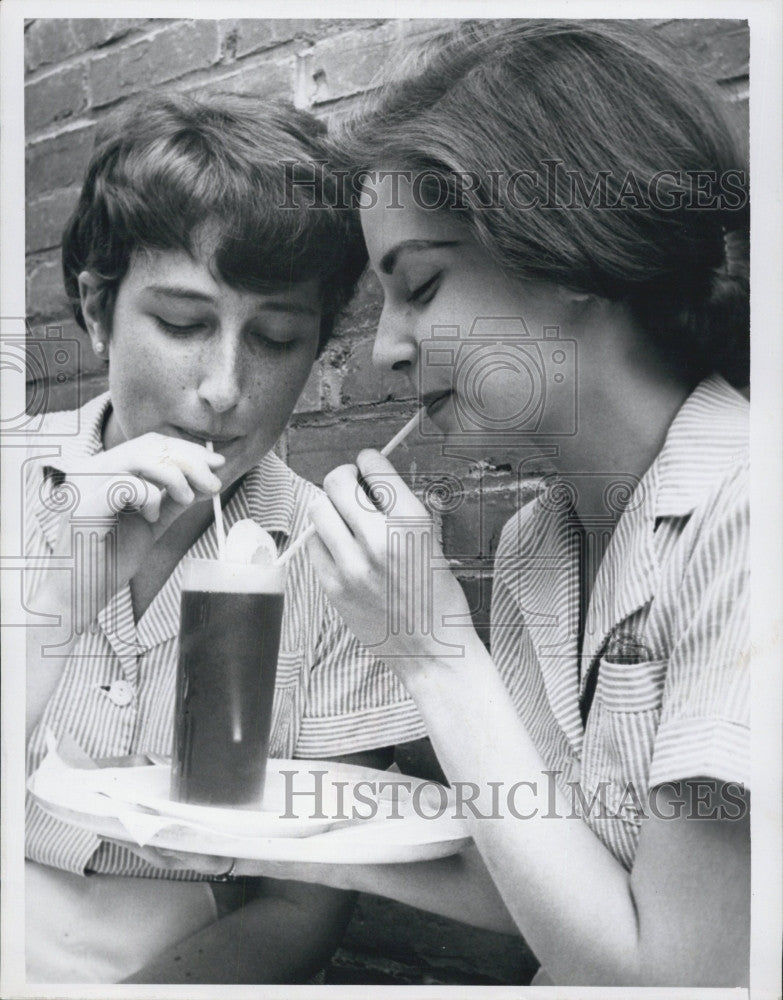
152, 314, 301, 351
407, 273, 441, 305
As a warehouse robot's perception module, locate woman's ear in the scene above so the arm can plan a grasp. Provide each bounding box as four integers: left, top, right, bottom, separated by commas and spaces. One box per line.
77, 271, 109, 359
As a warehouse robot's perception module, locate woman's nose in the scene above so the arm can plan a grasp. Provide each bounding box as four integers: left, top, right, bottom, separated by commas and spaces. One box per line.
197, 333, 242, 413
372, 304, 417, 374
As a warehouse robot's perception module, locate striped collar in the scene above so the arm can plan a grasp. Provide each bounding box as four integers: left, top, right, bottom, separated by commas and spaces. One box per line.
41, 391, 298, 540
652, 374, 748, 520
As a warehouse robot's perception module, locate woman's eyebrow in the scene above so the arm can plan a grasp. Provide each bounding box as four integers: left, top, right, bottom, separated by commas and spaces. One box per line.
145, 285, 216, 303
143, 286, 318, 316
379, 240, 461, 275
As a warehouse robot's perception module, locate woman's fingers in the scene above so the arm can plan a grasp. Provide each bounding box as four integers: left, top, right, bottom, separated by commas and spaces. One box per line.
356, 449, 428, 519
75, 473, 161, 522
320, 452, 432, 563
307, 491, 358, 563
95, 433, 225, 501
321, 462, 395, 550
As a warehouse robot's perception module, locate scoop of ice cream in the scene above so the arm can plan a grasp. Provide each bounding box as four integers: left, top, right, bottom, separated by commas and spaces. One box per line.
224, 519, 278, 565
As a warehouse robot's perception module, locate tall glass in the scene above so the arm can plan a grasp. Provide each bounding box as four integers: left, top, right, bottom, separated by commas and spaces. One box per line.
170, 557, 286, 808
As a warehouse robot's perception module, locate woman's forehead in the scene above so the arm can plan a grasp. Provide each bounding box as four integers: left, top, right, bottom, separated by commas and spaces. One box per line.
359, 173, 466, 254
124, 248, 322, 313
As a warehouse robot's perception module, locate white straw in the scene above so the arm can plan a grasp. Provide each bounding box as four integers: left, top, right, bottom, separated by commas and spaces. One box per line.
379, 406, 426, 457
206, 441, 226, 560
276, 405, 427, 567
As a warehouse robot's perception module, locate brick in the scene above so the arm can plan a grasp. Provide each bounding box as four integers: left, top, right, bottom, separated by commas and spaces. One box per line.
24, 19, 80, 73
188, 58, 294, 103
25, 18, 145, 71
25, 64, 88, 135
89, 21, 221, 107
26, 254, 70, 320
69, 18, 146, 52
286, 406, 480, 488
654, 19, 748, 82
286, 406, 538, 488
26, 186, 80, 254
301, 22, 400, 106
441, 484, 521, 560
232, 19, 380, 60
232, 20, 306, 59
338, 333, 414, 407
26, 123, 95, 196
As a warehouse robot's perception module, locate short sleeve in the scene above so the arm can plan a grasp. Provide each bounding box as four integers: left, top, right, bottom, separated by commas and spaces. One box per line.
648, 462, 750, 788
294, 598, 427, 758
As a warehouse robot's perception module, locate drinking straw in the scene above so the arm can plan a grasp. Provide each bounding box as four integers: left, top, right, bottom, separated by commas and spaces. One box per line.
276, 405, 427, 567
207, 441, 226, 560
378, 408, 425, 458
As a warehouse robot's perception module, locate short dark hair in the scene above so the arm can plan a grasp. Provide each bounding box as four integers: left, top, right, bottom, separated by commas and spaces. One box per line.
62, 91, 366, 352
332, 20, 749, 385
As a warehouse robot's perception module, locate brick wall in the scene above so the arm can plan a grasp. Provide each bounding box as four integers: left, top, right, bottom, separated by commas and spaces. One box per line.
23, 17, 749, 986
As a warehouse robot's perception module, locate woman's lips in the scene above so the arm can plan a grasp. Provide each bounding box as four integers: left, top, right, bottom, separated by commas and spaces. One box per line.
422, 390, 452, 416
171, 425, 241, 447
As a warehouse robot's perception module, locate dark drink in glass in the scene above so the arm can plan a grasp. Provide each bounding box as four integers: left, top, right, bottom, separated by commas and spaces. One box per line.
171, 557, 286, 808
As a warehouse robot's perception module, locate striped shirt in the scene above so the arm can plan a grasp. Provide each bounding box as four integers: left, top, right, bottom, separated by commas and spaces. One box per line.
491, 375, 749, 870
25, 392, 426, 877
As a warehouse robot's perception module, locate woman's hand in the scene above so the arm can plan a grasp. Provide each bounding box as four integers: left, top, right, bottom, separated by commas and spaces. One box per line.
41, 433, 225, 621
306, 449, 478, 669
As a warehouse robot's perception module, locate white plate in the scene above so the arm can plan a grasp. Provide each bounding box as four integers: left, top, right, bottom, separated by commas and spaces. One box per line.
61, 761, 350, 838
29, 752, 472, 863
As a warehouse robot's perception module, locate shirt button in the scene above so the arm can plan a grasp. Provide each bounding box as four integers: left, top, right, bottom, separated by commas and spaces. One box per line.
103, 680, 134, 707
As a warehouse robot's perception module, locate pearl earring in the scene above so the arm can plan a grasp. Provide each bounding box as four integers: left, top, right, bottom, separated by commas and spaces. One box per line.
95, 342, 105, 355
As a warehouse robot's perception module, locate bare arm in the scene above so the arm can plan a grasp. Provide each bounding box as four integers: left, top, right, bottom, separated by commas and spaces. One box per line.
301, 449, 751, 986
403, 652, 750, 986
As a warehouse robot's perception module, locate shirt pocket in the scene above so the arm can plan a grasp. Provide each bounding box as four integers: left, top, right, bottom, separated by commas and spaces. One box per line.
268, 648, 304, 759
595, 655, 668, 713
585, 656, 668, 799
